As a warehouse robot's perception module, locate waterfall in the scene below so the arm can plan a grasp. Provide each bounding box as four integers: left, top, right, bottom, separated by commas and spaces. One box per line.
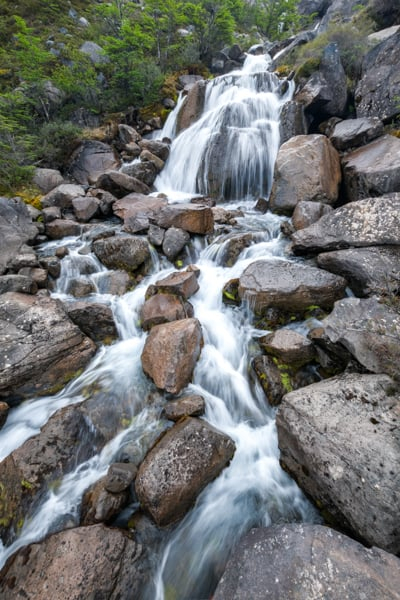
0, 53, 319, 597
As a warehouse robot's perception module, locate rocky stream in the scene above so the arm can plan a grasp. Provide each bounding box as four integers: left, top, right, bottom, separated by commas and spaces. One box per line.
1, 8, 400, 599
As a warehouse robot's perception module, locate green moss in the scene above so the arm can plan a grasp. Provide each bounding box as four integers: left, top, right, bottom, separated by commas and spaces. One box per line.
295, 57, 320, 79
21, 479, 34, 490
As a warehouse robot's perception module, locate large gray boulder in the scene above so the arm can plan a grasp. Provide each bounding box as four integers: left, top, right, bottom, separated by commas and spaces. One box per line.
41, 183, 86, 209
0, 292, 96, 402
329, 117, 384, 151
317, 246, 400, 296
65, 301, 118, 344
95, 171, 151, 198
214, 524, 400, 600
0, 198, 38, 275
291, 194, 400, 254
32, 167, 64, 193
92, 236, 150, 275
276, 373, 400, 553
135, 417, 235, 526
342, 135, 400, 202
141, 318, 203, 394
0, 525, 149, 599
269, 134, 341, 215
68, 140, 120, 185
237, 259, 347, 313
319, 296, 400, 378
355, 30, 400, 123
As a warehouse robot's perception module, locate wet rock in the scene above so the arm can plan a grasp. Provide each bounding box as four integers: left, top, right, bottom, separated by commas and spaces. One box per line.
162, 394, 205, 421
0, 401, 9, 429
355, 30, 400, 123
0, 292, 96, 402
41, 183, 86, 209
320, 296, 400, 378
105, 462, 137, 493
214, 232, 256, 267
329, 117, 384, 151
121, 161, 158, 187
92, 236, 150, 275
140, 293, 194, 331
317, 246, 400, 297
8, 248, 39, 272
277, 373, 400, 553
113, 193, 167, 230
118, 123, 141, 145
96, 270, 132, 295
40, 256, 61, 279
72, 196, 100, 222
367, 1, 400, 30
0, 274, 37, 295
139, 139, 170, 162
148, 270, 200, 300
291, 194, 400, 254
87, 188, 117, 216
135, 417, 235, 526
162, 227, 190, 261
279, 100, 308, 144
238, 259, 347, 313
65, 301, 118, 344
95, 171, 150, 198
81, 477, 129, 525
45, 218, 82, 239
42, 206, 61, 223
176, 79, 207, 134
148, 224, 165, 246
155, 203, 214, 235
252, 355, 289, 406
0, 197, 39, 275
292, 200, 333, 230
32, 167, 64, 193
214, 524, 400, 600
342, 135, 400, 202
141, 318, 203, 394
140, 149, 164, 172
212, 206, 243, 225
269, 135, 341, 215
69, 141, 120, 185
0, 524, 150, 599
66, 278, 96, 298
82, 222, 116, 242
18, 267, 48, 289
259, 329, 315, 366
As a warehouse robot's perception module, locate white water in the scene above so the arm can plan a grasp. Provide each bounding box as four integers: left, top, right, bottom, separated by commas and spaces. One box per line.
0, 54, 319, 596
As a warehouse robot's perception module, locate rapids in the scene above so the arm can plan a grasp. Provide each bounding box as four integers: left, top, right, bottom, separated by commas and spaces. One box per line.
0, 53, 319, 598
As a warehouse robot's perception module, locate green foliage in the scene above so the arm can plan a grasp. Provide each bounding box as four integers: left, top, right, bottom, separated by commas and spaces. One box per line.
35, 120, 82, 169
252, 0, 303, 41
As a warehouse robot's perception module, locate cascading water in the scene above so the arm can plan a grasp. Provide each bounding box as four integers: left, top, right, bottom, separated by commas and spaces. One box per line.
0, 52, 319, 597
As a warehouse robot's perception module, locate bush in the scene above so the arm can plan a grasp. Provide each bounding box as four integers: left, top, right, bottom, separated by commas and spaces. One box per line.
35, 120, 82, 169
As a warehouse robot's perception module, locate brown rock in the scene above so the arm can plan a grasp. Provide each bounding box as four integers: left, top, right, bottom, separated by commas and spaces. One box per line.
162, 394, 206, 421
292, 200, 333, 230
149, 269, 200, 300
95, 171, 150, 198
81, 477, 128, 525
113, 193, 167, 225
135, 417, 235, 526
69, 140, 120, 185
141, 318, 203, 394
105, 462, 137, 493
41, 184, 86, 209
155, 203, 214, 234
176, 79, 207, 134
0, 401, 8, 429
140, 149, 165, 172
46, 219, 82, 239
140, 293, 194, 330
65, 301, 118, 344
92, 236, 150, 275
32, 167, 64, 193
259, 329, 315, 365
72, 196, 100, 222
139, 139, 170, 161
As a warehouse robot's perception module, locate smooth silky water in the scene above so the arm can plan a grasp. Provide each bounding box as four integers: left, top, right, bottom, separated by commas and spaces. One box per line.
0, 53, 320, 597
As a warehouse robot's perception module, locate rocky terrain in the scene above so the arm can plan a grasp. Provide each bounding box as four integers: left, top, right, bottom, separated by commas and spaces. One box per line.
0, 0, 400, 598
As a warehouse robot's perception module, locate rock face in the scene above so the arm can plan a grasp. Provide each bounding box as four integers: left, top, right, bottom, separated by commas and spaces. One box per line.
0, 198, 38, 275
277, 373, 400, 553
355, 30, 400, 122
92, 236, 150, 274
238, 259, 346, 313
317, 246, 400, 296
0, 525, 149, 599
320, 296, 400, 377
176, 79, 207, 134
0, 293, 96, 402
269, 135, 341, 214
342, 135, 400, 202
214, 524, 400, 600
68, 141, 120, 185
135, 417, 235, 526
141, 318, 203, 394
329, 117, 384, 151
292, 194, 400, 254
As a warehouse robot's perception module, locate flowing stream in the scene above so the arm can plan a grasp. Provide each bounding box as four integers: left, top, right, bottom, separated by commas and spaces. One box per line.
0, 53, 319, 597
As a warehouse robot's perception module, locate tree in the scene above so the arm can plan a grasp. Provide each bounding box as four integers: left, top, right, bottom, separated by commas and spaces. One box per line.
254, 0, 302, 40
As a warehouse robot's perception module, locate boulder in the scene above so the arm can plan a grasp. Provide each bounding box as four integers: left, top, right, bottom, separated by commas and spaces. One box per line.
148, 270, 200, 300
259, 329, 315, 365
342, 135, 400, 202
367, 0, 400, 29
355, 30, 400, 123
0, 401, 9, 429
292, 200, 333, 230
0, 525, 149, 599
69, 141, 120, 185
41, 183, 86, 209
148, 224, 165, 246
319, 0, 369, 30
277, 373, 400, 553
162, 394, 205, 421
79, 41, 109, 64
140, 293, 194, 330
317, 246, 400, 296
65, 301, 118, 344
32, 167, 64, 193
162, 227, 190, 261
329, 117, 384, 151
176, 79, 207, 134
0, 197, 38, 275
269, 135, 341, 215
141, 318, 203, 394
92, 236, 150, 275
72, 196, 100, 222
279, 100, 308, 145
319, 296, 400, 378
214, 524, 400, 600
238, 259, 347, 313
112, 193, 168, 230
118, 124, 141, 145
291, 194, 400, 254
120, 161, 158, 187
105, 462, 137, 493
45, 219, 82, 239
154, 203, 214, 235
0, 274, 37, 295
86, 189, 117, 216
95, 171, 151, 198
135, 417, 235, 526
42, 206, 61, 223
139, 139, 170, 162
140, 149, 164, 172
214, 233, 257, 267
0, 292, 96, 402
96, 270, 132, 295
18, 267, 48, 289
40, 256, 61, 279
7, 248, 38, 272
81, 476, 129, 525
